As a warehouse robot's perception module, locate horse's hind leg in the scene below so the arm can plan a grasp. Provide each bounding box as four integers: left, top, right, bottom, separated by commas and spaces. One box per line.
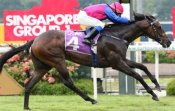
24, 54, 51, 110
126, 59, 161, 91
56, 60, 97, 104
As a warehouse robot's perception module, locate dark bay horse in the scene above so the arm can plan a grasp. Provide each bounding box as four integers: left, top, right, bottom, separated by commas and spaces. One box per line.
0, 13, 171, 110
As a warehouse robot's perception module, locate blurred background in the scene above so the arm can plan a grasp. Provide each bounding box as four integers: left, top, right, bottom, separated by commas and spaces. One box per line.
0, 0, 174, 22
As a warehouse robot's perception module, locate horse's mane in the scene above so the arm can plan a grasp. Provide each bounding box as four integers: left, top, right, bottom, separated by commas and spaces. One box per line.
134, 13, 156, 21
105, 13, 156, 28
102, 13, 157, 36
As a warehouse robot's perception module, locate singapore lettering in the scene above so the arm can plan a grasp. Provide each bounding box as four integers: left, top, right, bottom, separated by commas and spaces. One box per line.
6, 14, 79, 37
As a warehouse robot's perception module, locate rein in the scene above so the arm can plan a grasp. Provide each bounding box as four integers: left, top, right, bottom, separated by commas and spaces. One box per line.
101, 34, 128, 44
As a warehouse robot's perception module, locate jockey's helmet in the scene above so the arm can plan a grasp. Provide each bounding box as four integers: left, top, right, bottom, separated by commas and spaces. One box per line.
110, 2, 124, 14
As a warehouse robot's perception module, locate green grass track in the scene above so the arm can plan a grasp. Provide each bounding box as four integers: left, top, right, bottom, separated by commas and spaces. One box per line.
0, 95, 175, 111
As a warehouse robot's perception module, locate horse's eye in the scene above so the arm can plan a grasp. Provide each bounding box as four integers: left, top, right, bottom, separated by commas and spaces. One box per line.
157, 26, 162, 30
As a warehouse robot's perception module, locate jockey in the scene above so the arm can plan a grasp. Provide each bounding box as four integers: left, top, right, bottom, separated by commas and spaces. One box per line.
77, 2, 133, 45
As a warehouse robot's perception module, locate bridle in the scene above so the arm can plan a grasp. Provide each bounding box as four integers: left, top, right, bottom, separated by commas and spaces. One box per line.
149, 19, 165, 44
143, 17, 165, 44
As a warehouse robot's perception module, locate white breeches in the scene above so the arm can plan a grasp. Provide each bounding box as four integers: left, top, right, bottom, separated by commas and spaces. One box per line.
77, 10, 105, 28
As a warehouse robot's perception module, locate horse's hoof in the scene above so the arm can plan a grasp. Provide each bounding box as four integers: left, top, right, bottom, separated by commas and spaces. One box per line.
24, 107, 31, 110
152, 96, 159, 101
155, 86, 161, 92
91, 100, 97, 104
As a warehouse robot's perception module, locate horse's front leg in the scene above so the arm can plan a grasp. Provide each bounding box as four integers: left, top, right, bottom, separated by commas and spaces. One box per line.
126, 59, 161, 91
116, 61, 159, 101
108, 53, 159, 101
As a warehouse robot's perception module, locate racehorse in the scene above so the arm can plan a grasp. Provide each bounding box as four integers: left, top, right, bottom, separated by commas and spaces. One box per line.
0, 13, 171, 110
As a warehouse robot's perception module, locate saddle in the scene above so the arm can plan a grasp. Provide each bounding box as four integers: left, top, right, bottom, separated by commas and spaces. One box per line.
65, 30, 100, 55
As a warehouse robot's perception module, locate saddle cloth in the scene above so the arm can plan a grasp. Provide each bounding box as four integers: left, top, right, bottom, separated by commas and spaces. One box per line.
65, 30, 100, 55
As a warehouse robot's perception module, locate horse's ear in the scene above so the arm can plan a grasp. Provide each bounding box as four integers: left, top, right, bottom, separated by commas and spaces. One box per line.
134, 12, 145, 21
149, 15, 156, 20
146, 15, 155, 22
146, 14, 156, 21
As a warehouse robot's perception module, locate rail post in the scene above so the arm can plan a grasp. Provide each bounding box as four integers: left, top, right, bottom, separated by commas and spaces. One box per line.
118, 0, 136, 95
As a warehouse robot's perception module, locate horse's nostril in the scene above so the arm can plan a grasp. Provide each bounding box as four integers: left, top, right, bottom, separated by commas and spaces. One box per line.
168, 41, 172, 45
167, 41, 172, 47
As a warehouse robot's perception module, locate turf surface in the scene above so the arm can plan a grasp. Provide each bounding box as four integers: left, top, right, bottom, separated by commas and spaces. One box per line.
0, 95, 175, 111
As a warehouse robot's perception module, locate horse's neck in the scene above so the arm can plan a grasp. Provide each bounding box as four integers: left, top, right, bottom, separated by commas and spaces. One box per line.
123, 28, 143, 43
110, 23, 143, 43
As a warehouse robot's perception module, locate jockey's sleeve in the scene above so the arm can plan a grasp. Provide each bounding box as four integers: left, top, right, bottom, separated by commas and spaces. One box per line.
104, 7, 129, 23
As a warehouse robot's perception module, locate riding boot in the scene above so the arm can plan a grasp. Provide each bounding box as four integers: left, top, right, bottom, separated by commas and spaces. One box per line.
83, 28, 99, 45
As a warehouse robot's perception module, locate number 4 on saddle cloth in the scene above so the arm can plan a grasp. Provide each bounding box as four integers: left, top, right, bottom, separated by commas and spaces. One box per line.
65, 30, 100, 55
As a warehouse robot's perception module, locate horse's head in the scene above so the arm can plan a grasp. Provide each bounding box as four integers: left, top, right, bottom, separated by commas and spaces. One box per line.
135, 13, 171, 48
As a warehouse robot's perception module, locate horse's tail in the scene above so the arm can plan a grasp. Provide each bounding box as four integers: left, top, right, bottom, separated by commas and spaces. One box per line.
0, 40, 34, 73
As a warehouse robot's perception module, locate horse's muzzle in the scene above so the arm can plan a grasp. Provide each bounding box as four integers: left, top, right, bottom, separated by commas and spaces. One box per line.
162, 41, 171, 48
